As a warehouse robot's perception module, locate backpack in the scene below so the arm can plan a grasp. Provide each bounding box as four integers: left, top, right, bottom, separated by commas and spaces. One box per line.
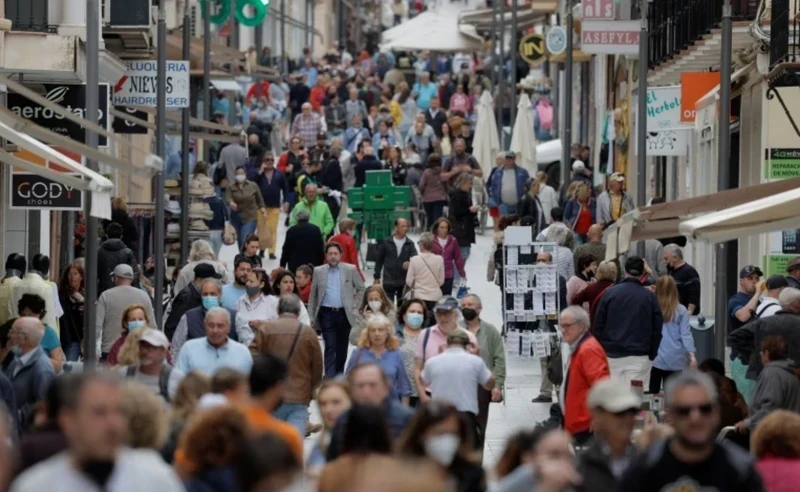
755, 298, 779, 319
546, 338, 563, 386
536, 103, 554, 131
213, 163, 227, 186
126, 365, 173, 403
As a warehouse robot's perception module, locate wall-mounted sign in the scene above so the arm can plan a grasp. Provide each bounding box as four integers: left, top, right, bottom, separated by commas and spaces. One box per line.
7, 84, 109, 147
581, 20, 639, 55
634, 86, 690, 157
9, 173, 83, 210
201, 0, 269, 27
112, 106, 149, 134
582, 0, 616, 20
765, 148, 800, 179
680, 72, 720, 123
545, 26, 567, 56
519, 33, 546, 65
113, 61, 190, 108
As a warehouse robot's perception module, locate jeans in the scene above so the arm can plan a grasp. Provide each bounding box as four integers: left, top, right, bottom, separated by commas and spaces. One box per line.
453, 246, 471, 284
319, 307, 351, 376
649, 367, 677, 394
383, 283, 405, 308
65, 341, 81, 362
230, 212, 257, 249
499, 203, 518, 215
423, 200, 447, 228
273, 403, 309, 437
208, 231, 223, 257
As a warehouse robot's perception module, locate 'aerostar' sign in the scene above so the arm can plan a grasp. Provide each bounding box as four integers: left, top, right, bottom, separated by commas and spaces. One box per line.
113, 61, 190, 108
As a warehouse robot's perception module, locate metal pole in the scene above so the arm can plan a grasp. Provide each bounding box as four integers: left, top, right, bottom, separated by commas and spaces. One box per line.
493, 0, 500, 135
310, 0, 315, 53
635, 0, 648, 259
84, 0, 100, 368
280, 0, 287, 73
203, 0, 211, 160
714, 0, 733, 360
181, 11, 191, 265
498, 1, 505, 146
510, 0, 518, 128
560, 8, 573, 188
154, 0, 167, 330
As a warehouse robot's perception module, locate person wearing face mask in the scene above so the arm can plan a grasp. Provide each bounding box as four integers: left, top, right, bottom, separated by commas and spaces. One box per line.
235, 270, 279, 347
226, 165, 268, 250
6, 317, 55, 431
96, 265, 155, 362
105, 304, 153, 367
170, 278, 242, 361
350, 285, 398, 344
164, 264, 223, 342
397, 401, 486, 492
396, 299, 430, 407
120, 329, 185, 406
567, 254, 598, 306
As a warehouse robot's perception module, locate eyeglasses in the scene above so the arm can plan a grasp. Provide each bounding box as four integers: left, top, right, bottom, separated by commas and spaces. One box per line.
673, 403, 713, 417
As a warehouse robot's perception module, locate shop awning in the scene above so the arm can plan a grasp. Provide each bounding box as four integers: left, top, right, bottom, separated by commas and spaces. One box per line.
111, 107, 242, 144
458, 1, 558, 28
210, 79, 242, 93
603, 176, 800, 257
0, 120, 113, 219
695, 62, 754, 109
680, 187, 800, 243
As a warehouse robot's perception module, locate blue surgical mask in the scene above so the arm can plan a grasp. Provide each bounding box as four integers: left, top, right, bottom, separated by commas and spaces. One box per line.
202, 296, 220, 310
406, 313, 424, 328
10, 346, 21, 357
128, 320, 146, 331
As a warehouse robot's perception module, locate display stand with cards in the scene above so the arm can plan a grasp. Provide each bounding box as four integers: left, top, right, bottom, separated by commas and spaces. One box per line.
500, 226, 562, 360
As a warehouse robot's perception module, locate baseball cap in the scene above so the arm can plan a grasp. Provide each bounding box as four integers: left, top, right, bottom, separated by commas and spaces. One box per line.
112, 264, 134, 279
139, 329, 170, 349
446, 330, 470, 346
572, 160, 586, 172
317, 132, 327, 139
766, 274, 789, 290
624, 256, 645, 277
788, 257, 800, 272
739, 265, 763, 279
587, 378, 642, 413
610, 172, 625, 182
433, 296, 459, 312
194, 263, 222, 280
504, 151, 516, 159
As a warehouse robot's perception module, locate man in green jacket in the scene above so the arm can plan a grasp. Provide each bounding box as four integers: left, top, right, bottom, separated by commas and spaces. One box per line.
460, 293, 506, 451
289, 183, 334, 237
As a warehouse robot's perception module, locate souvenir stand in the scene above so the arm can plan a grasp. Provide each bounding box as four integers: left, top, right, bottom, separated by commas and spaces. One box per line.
501, 226, 562, 362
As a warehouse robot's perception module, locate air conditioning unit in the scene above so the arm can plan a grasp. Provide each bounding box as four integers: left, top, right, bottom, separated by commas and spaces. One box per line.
109, 0, 151, 28
102, 0, 112, 25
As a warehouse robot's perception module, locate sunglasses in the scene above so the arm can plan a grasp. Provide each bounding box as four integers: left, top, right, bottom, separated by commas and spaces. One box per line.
673, 403, 713, 417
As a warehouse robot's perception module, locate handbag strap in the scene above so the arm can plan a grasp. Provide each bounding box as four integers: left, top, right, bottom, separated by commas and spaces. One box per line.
418, 254, 437, 279
287, 322, 303, 361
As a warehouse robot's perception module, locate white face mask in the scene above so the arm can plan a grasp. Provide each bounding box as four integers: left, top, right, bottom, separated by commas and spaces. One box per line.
368, 300, 382, 313
235, 174, 246, 183
424, 433, 460, 466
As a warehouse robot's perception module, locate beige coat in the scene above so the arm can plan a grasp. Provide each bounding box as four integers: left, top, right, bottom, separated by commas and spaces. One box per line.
405, 252, 445, 301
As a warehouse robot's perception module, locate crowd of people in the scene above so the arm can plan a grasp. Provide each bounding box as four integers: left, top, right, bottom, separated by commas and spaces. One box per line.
0, 39, 799, 492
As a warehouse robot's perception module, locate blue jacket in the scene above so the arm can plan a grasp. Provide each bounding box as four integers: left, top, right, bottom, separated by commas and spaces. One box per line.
488, 165, 529, 206
203, 196, 228, 231
563, 198, 598, 230
245, 163, 289, 208
5, 347, 55, 431
343, 127, 371, 154
372, 131, 397, 150
594, 278, 664, 359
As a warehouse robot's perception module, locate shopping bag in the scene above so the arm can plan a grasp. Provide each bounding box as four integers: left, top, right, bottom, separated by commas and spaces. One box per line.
257, 213, 273, 251
455, 282, 469, 300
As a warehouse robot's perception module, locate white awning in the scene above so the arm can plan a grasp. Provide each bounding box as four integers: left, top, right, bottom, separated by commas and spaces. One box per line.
0, 121, 113, 219
210, 79, 242, 93
679, 187, 800, 243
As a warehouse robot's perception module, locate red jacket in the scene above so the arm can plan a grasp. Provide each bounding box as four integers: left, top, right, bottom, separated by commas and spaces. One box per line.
758, 457, 800, 492
328, 232, 364, 280
298, 283, 311, 304
563, 334, 610, 435
309, 86, 327, 111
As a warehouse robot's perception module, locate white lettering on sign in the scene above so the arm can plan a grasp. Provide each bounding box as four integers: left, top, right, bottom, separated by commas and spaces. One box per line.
580, 20, 640, 55
583, 0, 615, 20
581, 30, 639, 45
113, 60, 190, 109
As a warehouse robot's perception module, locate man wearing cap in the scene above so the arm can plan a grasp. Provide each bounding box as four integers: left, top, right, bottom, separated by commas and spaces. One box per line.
787, 257, 800, 290
96, 264, 156, 361
577, 378, 639, 488
165, 264, 223, 341
415, 296, 479, 404
120, 329, 185, 406
560, 306, 610, 444
727, 264, 764, 401
596, 172, 634, 228
487, 151, 529, 215
594, 256, 663, 387
421, 329, 494, 450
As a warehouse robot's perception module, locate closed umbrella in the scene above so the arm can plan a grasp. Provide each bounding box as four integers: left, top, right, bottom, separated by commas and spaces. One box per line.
509, 92, 537, 173
472, 90, 500, 177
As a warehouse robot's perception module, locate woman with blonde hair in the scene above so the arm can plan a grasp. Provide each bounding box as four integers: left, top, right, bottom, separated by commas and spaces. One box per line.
307, 379, 353, 473
564, 181, 597, 245
349, 285, 397, 344
535, 171, 559, 223
571, 260, 617, 329
121, 381, 169, 450
650, 275, 696, 393
344, 314, 412, 403
106, 304, 152, 366
161, 371, 211, 464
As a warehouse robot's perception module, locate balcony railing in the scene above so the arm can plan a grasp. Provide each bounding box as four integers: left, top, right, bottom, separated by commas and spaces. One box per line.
769, 0, 799, 66
6, 0, 57, 33
647, 0, 759, 69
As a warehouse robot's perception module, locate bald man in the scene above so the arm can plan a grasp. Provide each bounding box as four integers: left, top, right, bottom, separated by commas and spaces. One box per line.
6, 317, 55, 430
291, 102, 323, 147
574, 224, 607, 268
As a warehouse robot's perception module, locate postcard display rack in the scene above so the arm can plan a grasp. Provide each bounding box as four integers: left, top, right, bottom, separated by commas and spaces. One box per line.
502, 226, 561, 360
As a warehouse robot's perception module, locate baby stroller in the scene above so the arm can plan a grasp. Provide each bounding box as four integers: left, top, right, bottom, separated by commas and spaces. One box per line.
471, 175, 489, 235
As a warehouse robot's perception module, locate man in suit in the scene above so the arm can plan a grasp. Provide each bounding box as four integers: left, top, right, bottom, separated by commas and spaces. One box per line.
308, 242, 366, 376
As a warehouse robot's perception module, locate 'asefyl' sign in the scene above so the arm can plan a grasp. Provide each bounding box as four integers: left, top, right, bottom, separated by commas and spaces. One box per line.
7, 84, 109, 147
10, 173, 83, 210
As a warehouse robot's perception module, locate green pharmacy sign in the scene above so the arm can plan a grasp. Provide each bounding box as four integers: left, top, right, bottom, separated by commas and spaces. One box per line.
201, 0, 270, 28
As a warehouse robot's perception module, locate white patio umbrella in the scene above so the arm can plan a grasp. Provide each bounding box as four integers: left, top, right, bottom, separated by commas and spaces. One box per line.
472, 90, 500, 178
509, 93, 537, 173
380, 12, 484, 53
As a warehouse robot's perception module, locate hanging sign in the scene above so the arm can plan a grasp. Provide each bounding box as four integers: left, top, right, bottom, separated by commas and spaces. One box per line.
112, 106, 149, 134
581, 20, 640, 55
634, 86, 690, 157
113, 61, 190, 108
582, 0, 616, 20
10, 173, 83, 210
201, 0, 270, 27
680, 72, 720, 123
518, 33, 546, 66
545, 26, 567, 56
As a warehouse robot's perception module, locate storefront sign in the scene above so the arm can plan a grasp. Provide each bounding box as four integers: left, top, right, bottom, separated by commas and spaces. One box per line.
7, 84, 109, 147
112, 106, 149, 134
545, 26, 567, 56
519, 33, 546, 65
765, 148, 800, 179
680, 72, 720, 123
582, 0, 615, 20
764, 253, 799, 277
9, 173, 83, 210
113, 61, 190, 108
580, 20, 639, 55
646, 86, 681, 130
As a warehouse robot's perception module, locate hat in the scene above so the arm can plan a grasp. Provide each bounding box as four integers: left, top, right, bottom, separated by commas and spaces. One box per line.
610, 172, 625, 182
446, 330, 470, 346
198, 393, 229, 410
624, 256, 645, 277
766, 274, 789, 290
739, 265, 763, 279
433, 296, 459, 312
788, 257, 800, 272
317, 132, 327, 139
504, 151, 516, 159
139, 329, 170, 349
112, 264, 134, 279
572, 160, 586, 172
194, 263, 222, 280
587, 378, 642, 413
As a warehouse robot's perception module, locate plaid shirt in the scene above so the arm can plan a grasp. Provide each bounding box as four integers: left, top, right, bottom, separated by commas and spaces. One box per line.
292, 113, 322, 146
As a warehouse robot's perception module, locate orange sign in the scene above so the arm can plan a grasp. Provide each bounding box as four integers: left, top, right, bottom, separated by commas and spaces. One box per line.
12, 147, 82, 173
680, 72, 720, 123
